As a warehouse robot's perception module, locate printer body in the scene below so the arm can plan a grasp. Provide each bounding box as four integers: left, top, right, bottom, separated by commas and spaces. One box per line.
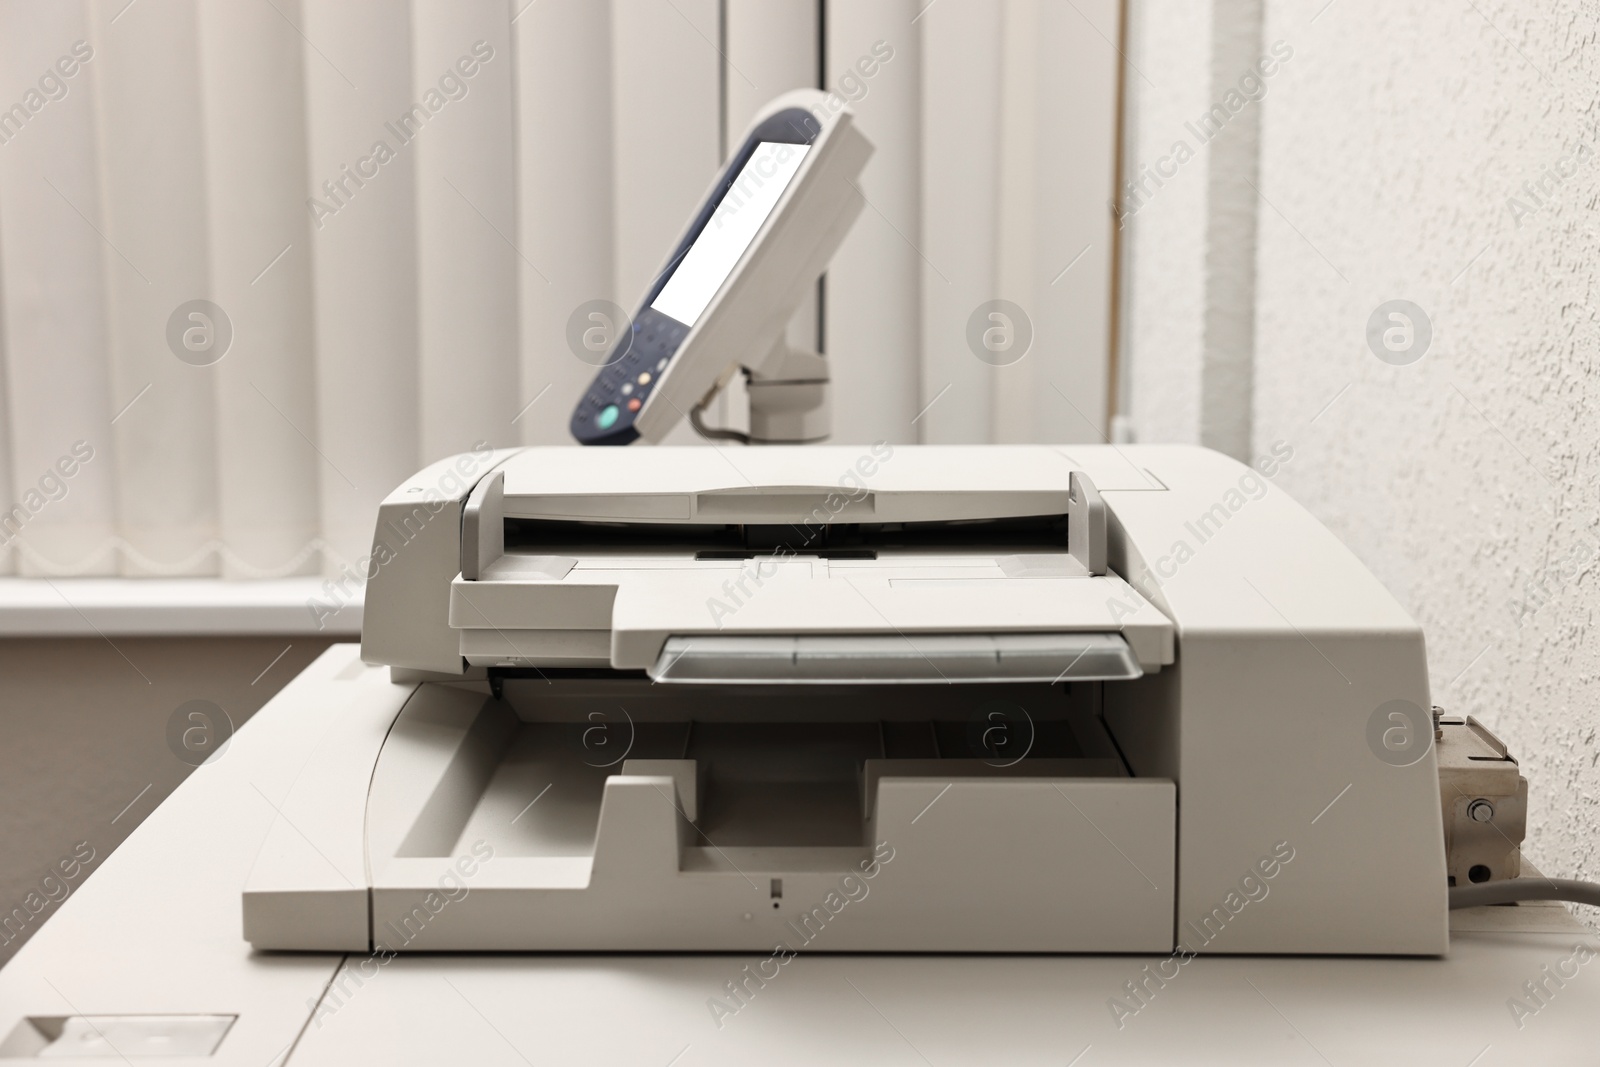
243, 443, 1447, 956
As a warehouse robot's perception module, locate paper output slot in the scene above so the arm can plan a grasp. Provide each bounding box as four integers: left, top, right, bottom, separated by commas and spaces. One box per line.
499, 513, 1072, 557
648, 632, 1143, 685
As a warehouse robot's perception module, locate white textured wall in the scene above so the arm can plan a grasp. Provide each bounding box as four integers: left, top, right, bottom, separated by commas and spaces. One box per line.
1251, 0, 1600, 887
1129, 0, 1600, 889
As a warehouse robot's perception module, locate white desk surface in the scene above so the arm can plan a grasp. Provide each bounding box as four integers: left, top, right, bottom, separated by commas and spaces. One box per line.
2, 644, 1596, 1065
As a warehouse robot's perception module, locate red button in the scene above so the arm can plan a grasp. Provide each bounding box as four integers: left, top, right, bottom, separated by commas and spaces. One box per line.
627, 397, 642, 412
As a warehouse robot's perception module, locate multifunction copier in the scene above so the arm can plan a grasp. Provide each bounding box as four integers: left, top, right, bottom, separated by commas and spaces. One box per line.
243, 442, 1452, 956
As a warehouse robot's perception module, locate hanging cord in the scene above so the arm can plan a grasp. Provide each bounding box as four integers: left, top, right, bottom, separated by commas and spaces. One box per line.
689, 369, 752, 445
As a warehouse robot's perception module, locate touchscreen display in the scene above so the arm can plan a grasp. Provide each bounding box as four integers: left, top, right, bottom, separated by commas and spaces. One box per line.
650, 141, 811, 327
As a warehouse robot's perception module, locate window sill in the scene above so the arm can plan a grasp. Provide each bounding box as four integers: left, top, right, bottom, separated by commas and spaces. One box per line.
0, 578, 362, 636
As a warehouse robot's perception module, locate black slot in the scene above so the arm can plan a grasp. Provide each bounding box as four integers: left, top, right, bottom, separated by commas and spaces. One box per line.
504, 514, 1069, 554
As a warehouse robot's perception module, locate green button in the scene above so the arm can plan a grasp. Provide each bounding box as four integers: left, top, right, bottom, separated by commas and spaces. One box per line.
595, 404, 619, 430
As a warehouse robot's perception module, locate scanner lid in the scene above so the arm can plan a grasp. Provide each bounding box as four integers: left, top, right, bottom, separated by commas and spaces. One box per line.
449, 446, 1174, 675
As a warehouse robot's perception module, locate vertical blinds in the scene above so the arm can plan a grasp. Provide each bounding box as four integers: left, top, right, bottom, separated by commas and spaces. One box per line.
0, 0, 1120, 579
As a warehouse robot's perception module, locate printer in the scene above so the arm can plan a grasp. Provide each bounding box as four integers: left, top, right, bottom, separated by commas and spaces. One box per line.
242, 89, 1459, 957
243, 441, 1450, 956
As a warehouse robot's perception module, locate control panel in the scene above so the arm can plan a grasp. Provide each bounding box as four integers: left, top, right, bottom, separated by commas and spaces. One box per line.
572, 307, 687, 444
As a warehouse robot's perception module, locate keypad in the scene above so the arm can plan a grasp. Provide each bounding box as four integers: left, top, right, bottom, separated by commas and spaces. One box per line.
573, 306, 689, 440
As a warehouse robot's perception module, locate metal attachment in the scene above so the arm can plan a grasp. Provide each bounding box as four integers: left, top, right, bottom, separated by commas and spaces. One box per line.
1437, 715, 1526, 885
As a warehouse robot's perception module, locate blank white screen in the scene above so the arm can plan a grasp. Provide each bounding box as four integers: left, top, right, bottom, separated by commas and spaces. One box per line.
650, 141, 811, 327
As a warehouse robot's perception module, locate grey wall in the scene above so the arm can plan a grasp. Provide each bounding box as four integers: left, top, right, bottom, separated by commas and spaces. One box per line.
0, 637, 334, 967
